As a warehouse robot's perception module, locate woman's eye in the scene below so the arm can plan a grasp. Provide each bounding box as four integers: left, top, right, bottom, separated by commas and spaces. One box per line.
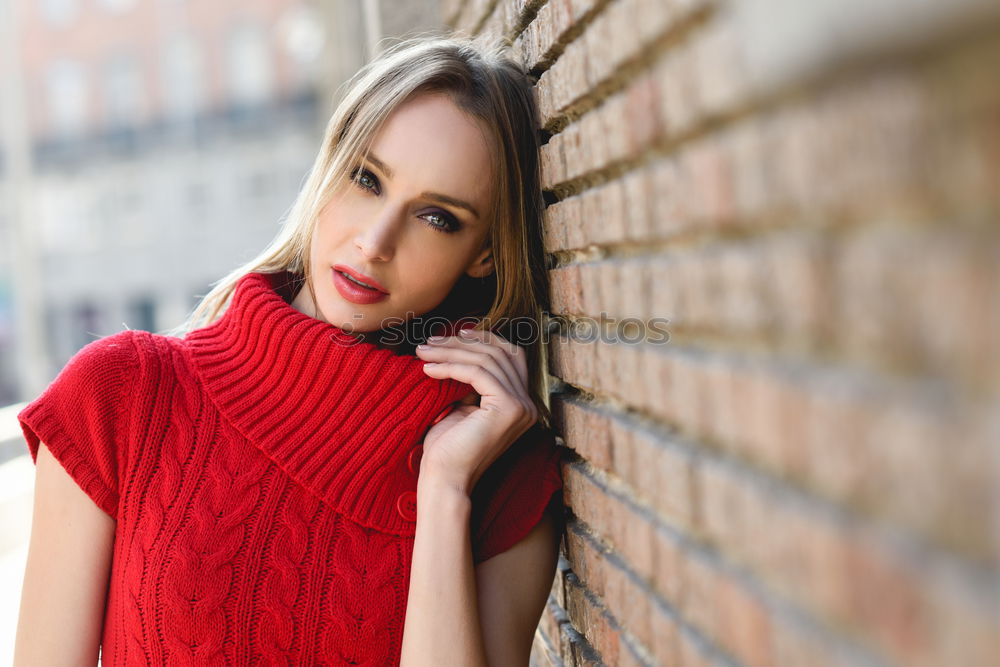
350, 167, 379, 194
421, 211, 461, 234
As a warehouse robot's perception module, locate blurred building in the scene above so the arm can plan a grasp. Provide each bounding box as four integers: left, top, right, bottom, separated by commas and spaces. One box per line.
0, 0, 444, 402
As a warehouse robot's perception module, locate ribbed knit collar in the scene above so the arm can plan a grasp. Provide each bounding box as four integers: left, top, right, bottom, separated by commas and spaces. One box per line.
182, 270, 476, 536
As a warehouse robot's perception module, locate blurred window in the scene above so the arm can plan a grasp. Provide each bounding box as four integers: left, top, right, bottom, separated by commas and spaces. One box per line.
276, 4, 324, 91
45, 59, 88, 135
72, 302, 102, 351
126, 297, 157, 332
40, 0, 78, 26
226, 23, 273, 105
40, 184, 89, 251
103, 54, 144, 126
97, 0, 137, 14
162, 35, 204, 117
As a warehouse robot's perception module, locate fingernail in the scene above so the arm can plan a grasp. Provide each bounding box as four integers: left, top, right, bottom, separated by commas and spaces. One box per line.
459, 328, 474, 336
427, 336, 444, 342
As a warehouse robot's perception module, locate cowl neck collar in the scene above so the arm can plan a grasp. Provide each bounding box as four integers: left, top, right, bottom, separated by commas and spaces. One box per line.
182, 270, 476, 536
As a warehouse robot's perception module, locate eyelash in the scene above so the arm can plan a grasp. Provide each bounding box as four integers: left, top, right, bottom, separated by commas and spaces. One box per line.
349, 167, 462, 234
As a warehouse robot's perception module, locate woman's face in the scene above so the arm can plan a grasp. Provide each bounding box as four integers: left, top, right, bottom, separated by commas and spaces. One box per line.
292, 92, 495, 334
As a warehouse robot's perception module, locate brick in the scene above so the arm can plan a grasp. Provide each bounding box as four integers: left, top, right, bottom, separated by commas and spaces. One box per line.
925, 567, 1000, 667
512, 0, 1000, 664
863, 400, 997, 557
539, 48, 688, 187
685, 138, 738, 227
769, 617, 859, 667
566, 522, 709, 666
758, 229, 835, 351
550, 334, 1000, 561
551, 396, 614, 471
775, 73, 935, 219
560, 386, 997, 665
518, 0, 607, 71
691, 455, 1000, 667
728, 121, 770, 219
534, 0, 685, 124
563, 536, 624, 665
651, 526, 688, 608
549, 264, 584, 315
495, 0, 543, 41
842, 538, 933, 663
539, 62, 986, 235
680, 551, 719, 647
656, 40, 702, 137
562, 463, 917, 666
891, 231, 999, 393
713, 575, 775, 667
677, 635, 714, 667
688, 243, 767, 332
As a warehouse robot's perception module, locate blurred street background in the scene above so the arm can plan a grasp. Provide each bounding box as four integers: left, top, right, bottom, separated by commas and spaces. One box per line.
0, 0, 444, 661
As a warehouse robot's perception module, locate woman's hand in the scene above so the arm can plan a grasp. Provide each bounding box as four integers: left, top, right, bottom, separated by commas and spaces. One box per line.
414, 328, 539, 495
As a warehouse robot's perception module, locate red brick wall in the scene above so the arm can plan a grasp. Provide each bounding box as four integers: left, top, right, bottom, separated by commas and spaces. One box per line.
444, 1, 1000, 665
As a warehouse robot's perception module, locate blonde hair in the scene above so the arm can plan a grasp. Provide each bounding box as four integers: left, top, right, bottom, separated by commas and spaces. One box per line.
165, 33, 553, 427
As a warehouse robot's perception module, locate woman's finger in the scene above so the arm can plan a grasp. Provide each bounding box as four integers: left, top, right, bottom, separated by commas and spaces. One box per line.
429, 329, 528, 388
458, 328, 529, 386
421, 361, 533, 424
453, 331, 536, 421
455, 328, 538, 423
421, 334, 526, 399
416, 343, 519, 398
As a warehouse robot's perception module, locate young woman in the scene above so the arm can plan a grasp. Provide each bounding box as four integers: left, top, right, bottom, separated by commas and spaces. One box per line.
14, 34, 564, 666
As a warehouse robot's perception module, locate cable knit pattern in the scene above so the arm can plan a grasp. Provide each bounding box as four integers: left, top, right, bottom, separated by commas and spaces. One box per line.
17, 270, 564, 666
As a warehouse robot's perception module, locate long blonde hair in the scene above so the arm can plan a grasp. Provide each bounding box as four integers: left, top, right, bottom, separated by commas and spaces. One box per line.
164, 33, 553, 427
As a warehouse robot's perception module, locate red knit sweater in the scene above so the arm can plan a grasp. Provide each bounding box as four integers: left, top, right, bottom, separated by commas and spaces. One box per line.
18, 270, 564, 666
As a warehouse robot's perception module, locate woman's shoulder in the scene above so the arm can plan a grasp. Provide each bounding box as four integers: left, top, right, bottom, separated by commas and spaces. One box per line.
67, 328, 167, 362
57, 329, 142, 377
59, 329, 192, 387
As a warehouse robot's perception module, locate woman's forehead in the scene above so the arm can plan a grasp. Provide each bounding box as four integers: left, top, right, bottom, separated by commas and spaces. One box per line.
360, 93, 495, 212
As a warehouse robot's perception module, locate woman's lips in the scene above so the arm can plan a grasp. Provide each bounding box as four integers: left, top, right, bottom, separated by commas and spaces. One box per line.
331, 267, 389, 304
334, 264, 389, 293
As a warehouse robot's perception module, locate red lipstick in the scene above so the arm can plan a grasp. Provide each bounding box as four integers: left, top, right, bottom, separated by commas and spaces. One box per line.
331, 265, 389, 304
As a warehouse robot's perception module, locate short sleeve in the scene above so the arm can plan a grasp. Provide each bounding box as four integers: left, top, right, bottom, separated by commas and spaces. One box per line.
470, 422, 565, 564
17, 330, 139, 520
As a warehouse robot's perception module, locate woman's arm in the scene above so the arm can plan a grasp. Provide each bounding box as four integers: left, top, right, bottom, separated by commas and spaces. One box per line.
399, 477, 561, 667
474, 502, 562, 665
14, 441, 116, 666
405, 329, 561, 665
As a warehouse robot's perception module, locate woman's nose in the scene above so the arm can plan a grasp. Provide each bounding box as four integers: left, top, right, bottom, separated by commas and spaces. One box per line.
354, 207, 400, 261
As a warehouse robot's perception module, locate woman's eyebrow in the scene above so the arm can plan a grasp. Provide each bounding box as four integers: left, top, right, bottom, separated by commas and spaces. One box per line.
366, 153, 395, 179
421, 192, 481, 220
365, 152, 481, 220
